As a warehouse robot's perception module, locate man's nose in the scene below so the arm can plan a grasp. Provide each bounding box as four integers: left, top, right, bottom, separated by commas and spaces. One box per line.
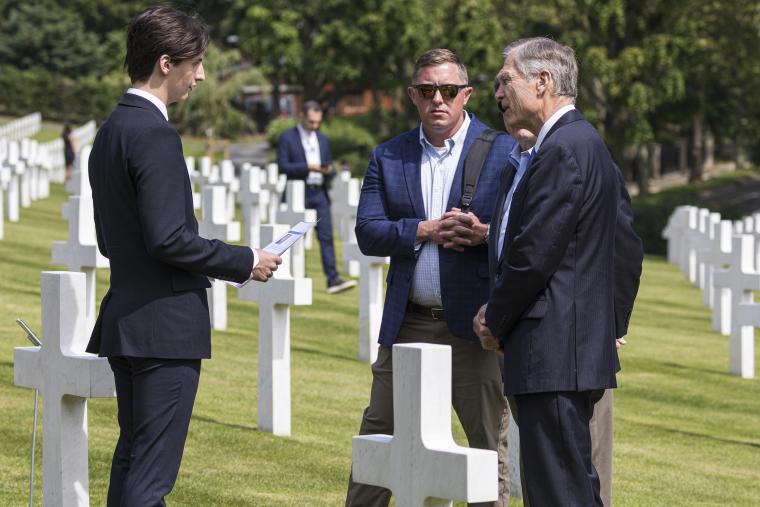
196, 62, 205, 81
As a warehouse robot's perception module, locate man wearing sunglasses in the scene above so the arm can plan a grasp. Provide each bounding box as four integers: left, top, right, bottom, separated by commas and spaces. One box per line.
345, 48, 516, 507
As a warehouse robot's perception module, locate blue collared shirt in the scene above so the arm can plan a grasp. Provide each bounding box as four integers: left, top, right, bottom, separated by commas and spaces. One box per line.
497, 144, 534, 258
410, 113, 471, 306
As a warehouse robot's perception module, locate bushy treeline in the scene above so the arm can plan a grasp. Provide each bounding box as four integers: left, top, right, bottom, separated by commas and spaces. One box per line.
2, 0, 760, 182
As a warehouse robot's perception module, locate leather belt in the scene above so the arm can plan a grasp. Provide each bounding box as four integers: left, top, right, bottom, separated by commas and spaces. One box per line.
306, 184, 322, 190
407, 301, 445, 320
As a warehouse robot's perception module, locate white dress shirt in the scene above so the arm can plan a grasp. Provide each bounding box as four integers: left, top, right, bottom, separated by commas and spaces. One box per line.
126, 88, 168, 121
297, 123, 324, 186
410, 113, 471, 306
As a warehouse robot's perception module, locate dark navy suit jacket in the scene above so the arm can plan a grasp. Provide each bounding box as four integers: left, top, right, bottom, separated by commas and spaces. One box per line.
86, 93, 253, 359
356, 114, 515, 347
485, 109, 642, 395
276, 126, 334, 192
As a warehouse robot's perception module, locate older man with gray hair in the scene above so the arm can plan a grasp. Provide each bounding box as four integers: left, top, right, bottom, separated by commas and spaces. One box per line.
474, 37, 642, 506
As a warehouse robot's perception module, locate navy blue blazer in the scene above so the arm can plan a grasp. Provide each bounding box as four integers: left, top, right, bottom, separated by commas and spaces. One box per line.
356, 114, 515, 347
485, 109, 634, 395
276, 126, 334, 191
86, 93, 253, 359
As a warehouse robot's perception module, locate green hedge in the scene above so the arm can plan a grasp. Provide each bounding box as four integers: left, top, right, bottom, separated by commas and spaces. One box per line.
0, 65, 125, 123
632, 171, 755, 255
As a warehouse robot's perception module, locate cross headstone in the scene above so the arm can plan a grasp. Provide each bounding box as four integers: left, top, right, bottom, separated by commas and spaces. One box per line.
51, 195, 109, 333
220, 159, 239, 222
713, 234, 760, 377
237, 164, 263, 248
710, 220, 733, 334
0, 164, 7, 239
684, 207, 707, 285
352, 343, 498, 506
731, 298, 759, 379
695, 211, 720, 304
14, 271, 116, 506
277, 180, 317, 278
185, 156, 201, 209
260, 164, 287, 224
238, 224, 312, 436
342, 242, 387, 363
330, 172, 361, 276
199, 185, 241, 331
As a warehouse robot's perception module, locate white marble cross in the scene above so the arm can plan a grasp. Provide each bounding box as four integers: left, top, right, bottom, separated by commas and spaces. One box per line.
713, 234, 760, 377
66, 145, 93, 197
238, 224, 312, 436
4, 141, 22, 223
330, 172, 361, 276
695, 211, 721, 303
220, 160, 239, 222
237, 164, 263, 248
710, 220, 734, 335
277, 180, 317, 278
260, 163, 287, 224
199, 185, 241, 331
14, 271, 116, 506
51, 195, 109, 333
684, 207, 707, 285
185, 156, 201, 209
0, 164, 7, 239
352, 343, 497, 506
342, 242, 387, 363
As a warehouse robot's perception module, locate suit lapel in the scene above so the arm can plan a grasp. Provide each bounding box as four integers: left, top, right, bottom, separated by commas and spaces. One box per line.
402, 130, 426, 219
489, 164, 516, 273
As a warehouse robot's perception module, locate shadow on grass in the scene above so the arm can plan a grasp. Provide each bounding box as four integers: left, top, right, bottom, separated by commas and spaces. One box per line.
291, 345, 355, 362
192, 414, 257, 432
632, 419, 760, 450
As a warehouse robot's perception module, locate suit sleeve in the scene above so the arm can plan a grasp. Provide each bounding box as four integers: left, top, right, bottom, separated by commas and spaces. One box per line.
92, 199, 108, 258
130, 126, 253, 283
485, 145, 584, 338
613, 167, 643, 337
276, 132, 309, 179
355, 148, 420, 259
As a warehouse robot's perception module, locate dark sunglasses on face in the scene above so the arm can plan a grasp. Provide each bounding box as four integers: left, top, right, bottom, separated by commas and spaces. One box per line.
412, 83, 469, 100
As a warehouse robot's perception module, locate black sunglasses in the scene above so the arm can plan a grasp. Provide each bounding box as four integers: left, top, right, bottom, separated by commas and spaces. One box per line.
412, 84, 469, 100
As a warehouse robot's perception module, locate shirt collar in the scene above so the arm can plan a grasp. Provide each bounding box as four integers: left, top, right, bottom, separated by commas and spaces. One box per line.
127, 88, 168, 121
296, 123, 317, 141
508, 141, 534, 170
418, 111, 471, 153
534, 104, 575, 153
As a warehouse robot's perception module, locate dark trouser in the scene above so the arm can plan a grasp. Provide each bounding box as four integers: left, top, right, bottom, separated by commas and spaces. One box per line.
513, 390, 604, 507
510, 389, 613, 507
345, 311, 511, 507
305, 186, 339, 282
107, 357, 201, 507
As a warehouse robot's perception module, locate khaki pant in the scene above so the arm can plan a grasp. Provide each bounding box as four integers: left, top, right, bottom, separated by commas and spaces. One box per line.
510, 388, 614, 507
345, 311, 511, 507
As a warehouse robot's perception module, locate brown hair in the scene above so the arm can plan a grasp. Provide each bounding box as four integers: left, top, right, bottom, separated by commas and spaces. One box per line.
124, 6, 209, 84
411, 48, 468, 84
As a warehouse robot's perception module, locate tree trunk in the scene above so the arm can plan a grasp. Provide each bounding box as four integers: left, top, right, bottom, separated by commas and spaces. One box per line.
689, 114, 704, 182
635, 144, 650, 195
271, 79, 281, 119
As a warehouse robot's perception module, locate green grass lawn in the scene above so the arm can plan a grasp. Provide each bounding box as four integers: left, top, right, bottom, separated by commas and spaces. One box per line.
1, 184, 759, 506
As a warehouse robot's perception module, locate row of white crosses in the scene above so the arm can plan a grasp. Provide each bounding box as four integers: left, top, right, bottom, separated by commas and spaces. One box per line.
331, 171, 388, 363
0, 112, 42, 140
662, 205, 760, 377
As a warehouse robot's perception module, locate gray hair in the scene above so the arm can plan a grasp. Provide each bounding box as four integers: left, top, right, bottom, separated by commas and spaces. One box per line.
502, 37, 578, 100
412, 48, 468, 85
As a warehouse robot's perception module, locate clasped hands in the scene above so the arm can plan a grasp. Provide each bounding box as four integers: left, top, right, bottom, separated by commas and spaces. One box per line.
417, 207, 488, 252
251, 249, 282, 282
308, 163, 334, 175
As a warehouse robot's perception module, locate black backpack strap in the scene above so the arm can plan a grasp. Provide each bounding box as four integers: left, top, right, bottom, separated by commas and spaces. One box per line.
460, 128, 502, 212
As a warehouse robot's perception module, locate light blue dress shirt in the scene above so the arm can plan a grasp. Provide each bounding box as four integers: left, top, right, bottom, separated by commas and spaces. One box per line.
410, 113, 471, 306
497, 145, 533, 258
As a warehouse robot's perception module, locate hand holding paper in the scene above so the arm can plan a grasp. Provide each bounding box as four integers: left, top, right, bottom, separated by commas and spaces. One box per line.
251, 249, 282, 281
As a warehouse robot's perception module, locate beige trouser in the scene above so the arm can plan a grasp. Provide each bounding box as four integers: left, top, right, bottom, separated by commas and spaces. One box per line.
345, 311, 511, 507
510, 388, 614, 507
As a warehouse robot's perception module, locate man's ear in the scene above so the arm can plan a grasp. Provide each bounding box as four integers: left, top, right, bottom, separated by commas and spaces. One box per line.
536, 69, 552, 98
158, 55, 172, 76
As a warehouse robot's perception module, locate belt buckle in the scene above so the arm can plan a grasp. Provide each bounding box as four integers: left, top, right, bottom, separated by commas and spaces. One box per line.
430, 307, 444, 320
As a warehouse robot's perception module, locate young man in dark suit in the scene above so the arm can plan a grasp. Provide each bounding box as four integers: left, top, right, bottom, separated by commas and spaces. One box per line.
277, 101, 356, 293
345, 49, 516, 507
474, 37, 642, 506
87, 7, 281, 505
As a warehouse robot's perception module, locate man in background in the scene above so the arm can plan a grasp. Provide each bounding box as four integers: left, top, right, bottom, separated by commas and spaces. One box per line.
277, 101, 357, 294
